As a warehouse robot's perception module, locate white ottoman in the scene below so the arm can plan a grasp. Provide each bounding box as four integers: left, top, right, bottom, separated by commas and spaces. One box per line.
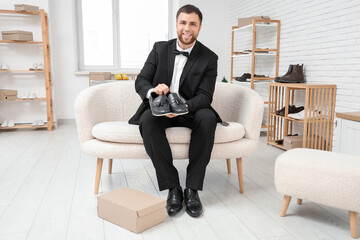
274, 148, 360, 238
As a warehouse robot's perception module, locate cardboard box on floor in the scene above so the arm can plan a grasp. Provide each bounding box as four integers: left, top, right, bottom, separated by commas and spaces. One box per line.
0, 89, 18, 100
1, 30, 33, 41
97, 187, 166, 233
284, 135, 326, 150
89, 72, 111, 80
238, 16, 270, 28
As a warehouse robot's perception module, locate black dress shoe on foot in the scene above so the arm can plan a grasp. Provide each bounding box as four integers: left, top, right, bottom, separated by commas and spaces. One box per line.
184, 188, 202, 217
167, 93, 188, 115
166, 186, 183, 216
150, 92, 171, 116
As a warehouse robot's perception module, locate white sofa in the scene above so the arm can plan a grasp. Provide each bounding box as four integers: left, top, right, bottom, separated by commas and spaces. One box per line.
74, 81, 264, 194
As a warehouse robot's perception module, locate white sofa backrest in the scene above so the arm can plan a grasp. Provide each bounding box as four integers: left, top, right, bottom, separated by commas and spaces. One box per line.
75, 81, 264, 144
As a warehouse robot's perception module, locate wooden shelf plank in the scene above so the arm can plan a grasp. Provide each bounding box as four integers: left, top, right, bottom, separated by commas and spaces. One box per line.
336, 112, 360, 122
0, 98, 46, 101
253, 77, 275, 80
268, 141, 287, 150
0, 123, 48, 130
0, 69, 44, 73
0, 9, 41, 15
0, 40, 43, 44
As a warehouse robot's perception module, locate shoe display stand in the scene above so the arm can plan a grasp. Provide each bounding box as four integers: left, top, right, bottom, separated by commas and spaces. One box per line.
0, 9, 53, 131
230, 19, 280, 129
230, 19, 280, 88
267, 83, 336, 151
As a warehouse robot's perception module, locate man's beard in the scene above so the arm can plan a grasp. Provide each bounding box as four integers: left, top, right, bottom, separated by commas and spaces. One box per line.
178, 33, 197, 46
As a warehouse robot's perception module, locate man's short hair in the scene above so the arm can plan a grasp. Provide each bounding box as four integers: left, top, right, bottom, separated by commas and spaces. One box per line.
176, 4, 203, 23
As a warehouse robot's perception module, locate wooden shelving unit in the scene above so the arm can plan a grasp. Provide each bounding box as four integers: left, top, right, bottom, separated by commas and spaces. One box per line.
230, 19, 280, 89
267, 83, 336, 151
230, 19, 280, 129
0, 9, 53, 131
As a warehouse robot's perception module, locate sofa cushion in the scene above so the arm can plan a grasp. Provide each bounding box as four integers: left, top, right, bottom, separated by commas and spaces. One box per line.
92, 121, 245, 144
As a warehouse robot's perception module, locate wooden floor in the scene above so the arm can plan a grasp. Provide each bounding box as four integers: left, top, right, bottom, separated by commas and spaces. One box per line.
0, 120, 357, 240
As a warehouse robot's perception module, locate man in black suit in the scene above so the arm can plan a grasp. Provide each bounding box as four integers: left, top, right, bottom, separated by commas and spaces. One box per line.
129, 4, 221, 217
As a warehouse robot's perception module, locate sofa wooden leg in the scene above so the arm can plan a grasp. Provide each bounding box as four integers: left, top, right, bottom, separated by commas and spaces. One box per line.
108, 159, 113, 174
226, 158, 231, 174
236, 158, 244, 194
349, 211, 359, 238
297, 198, 303, 205
95, 158, 103, 194
280, 195, 292, 217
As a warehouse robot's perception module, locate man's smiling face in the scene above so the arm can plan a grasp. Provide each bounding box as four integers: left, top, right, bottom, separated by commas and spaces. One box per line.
176, 12, 202, 49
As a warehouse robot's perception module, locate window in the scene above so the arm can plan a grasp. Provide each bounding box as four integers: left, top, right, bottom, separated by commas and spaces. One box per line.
76, 0, 171, 71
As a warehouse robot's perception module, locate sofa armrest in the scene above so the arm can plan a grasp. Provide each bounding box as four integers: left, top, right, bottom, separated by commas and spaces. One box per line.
74, 86, 107, 146
236, 89, 264, 142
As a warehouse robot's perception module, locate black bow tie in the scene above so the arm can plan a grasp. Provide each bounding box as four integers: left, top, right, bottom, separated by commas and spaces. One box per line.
174, 49, 189, 57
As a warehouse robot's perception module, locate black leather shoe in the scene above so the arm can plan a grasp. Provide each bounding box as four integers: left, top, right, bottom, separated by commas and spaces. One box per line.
166, 186, 183, 216
184, 188, 202, 217
167, 93, 188, 115
275, 105, 304, 116
150, 92, 171, 116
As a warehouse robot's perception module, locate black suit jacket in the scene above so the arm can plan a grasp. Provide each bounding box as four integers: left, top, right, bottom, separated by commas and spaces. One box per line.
129, 39, 222, 125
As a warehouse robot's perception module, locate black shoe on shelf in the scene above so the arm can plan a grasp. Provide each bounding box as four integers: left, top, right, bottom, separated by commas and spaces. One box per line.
166, 186, 184, 216
235, 73, 251, 82
289, 105, 304, 114
167, 93, 188, 115
275, 105, 304, 116
149, 92, 171, 116
184, 188, 203, 217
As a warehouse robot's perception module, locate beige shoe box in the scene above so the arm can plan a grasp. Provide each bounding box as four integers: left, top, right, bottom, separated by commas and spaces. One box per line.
1, 30, 33, 41
0, 89, 18, 100
14, 4, 39, 12
97, 187, 166, 233
89, 72, 111, 80
284, 135, 303, 150
284, 135, 326, 150
238, 16, 270, 28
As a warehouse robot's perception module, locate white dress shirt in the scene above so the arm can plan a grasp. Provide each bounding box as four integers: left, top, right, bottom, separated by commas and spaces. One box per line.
146, 40, 195, 100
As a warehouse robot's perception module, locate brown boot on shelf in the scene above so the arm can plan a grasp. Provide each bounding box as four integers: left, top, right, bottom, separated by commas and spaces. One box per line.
277, 64, 305, 83
275, 64, 294, 82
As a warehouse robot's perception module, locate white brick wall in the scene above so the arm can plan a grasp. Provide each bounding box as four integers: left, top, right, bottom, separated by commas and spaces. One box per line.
227, 0, 360, 146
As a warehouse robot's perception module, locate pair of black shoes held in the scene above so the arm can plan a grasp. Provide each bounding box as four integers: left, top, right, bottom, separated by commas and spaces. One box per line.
166, 186, 203, 217
150, 92, 188, 116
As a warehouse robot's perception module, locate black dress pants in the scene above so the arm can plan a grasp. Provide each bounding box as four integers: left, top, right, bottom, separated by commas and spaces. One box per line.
139, 108, 217, 191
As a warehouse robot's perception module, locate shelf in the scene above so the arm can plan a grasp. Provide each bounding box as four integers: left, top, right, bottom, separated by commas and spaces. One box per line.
267, 83, 336, 151
0, 98, 46, 101
268, 141, 287, 150
232, 52, 276, 57
0, 69, 44, 73
0, 9, 42, 15
0, 9, 54, 131
232, 23, 279, 32
0, 123, 48, 130
0, 40, 43, 44
253, 77, 275, 80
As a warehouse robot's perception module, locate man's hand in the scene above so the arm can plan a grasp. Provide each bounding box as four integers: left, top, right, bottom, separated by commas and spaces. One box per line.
153, 84, 170, 95
165, 113, 177, 118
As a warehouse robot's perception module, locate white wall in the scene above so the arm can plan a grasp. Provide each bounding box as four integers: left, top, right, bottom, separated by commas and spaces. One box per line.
179, 0, 230, 82
227, 0, 360, 146
49, 0, 88, 119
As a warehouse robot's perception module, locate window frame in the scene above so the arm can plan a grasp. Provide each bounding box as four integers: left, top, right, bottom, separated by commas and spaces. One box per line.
75, 0, 174, 72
